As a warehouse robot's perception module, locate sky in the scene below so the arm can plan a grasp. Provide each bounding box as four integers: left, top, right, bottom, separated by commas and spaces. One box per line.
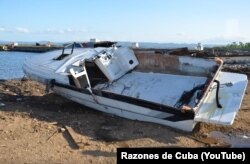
0, 0, 250, 44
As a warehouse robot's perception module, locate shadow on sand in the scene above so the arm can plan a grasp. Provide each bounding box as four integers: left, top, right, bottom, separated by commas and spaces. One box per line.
0, 81, 203, 157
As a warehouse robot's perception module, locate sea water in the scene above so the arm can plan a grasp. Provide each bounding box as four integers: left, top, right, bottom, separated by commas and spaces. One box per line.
0, 51, 37, 80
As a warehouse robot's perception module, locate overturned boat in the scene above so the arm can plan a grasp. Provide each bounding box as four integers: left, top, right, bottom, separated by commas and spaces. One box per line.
23, 43, 248, 131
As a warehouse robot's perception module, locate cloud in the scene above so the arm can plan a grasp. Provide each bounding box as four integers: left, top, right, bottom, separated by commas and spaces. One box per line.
44, 28, 63, 34
45, 28, 53, 32
225, 19, 240, 37
171, 19, 247, 44
202, 19, 248, 44
0, 27, 5, 32
44, 28, 87, 34
203, 35, 246, 44
0, 27, 86, 35
176, 32, 186, 36
15, 27, 29, 33
66, 28, 72, 32
170, 33, 246, 44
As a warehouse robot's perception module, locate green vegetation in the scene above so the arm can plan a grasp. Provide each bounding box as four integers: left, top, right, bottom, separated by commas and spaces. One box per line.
213, 42, 250, 50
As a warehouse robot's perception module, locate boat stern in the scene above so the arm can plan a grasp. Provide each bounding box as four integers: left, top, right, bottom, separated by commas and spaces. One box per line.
195, 72, 248, 125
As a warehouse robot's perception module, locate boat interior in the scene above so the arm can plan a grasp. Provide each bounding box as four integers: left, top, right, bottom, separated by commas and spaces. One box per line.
63, 47, 222, 113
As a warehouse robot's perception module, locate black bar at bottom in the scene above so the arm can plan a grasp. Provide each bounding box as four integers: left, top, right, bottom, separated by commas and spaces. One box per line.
117, 148, 250, 164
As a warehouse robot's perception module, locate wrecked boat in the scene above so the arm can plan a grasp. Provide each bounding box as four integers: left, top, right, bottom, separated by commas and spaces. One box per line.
23, 42, 248, 131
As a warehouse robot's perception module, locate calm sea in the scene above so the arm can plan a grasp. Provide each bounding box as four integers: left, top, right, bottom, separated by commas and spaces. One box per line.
0, 51, 37, 80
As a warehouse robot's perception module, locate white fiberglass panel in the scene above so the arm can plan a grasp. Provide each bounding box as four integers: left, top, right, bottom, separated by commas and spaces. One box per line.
94, 71, 207, 107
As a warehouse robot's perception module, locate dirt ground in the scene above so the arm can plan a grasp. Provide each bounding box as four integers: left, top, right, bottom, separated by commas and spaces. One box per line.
0, 77, 250, 163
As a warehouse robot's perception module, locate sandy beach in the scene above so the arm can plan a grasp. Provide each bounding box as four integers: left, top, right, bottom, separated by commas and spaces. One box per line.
0, 78, 250, 163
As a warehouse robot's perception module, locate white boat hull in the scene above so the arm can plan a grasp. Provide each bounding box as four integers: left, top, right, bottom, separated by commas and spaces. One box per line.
53, 85, 196, 132
22, 46, 248, 132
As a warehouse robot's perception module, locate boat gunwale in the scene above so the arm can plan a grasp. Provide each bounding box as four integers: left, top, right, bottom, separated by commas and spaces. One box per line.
193, 61, 223, 113
53, 81, 195, 120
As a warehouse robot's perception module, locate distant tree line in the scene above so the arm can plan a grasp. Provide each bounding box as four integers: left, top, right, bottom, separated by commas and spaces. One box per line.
213, 42, 250, 50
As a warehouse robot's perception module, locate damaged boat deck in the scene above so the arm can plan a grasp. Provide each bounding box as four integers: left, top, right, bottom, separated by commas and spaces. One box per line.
94, 71, 207, 108
22, 45, 248, 131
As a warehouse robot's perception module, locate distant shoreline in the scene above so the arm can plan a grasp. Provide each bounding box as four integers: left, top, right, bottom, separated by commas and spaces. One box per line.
0, 45, 62, 53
